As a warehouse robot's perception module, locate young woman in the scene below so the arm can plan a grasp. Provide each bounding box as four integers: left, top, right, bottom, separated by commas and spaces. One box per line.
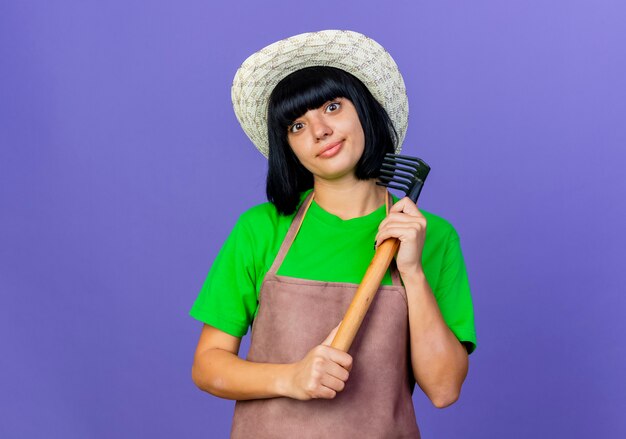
190, 30, 476, 438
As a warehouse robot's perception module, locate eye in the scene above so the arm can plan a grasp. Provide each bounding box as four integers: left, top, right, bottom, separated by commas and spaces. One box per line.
325, 101, 341, 113
288, 122, 304, 133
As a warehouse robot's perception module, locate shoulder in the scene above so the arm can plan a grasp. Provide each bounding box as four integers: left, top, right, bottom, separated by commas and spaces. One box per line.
233, 197, 301, 246
237, 199, 295, 228
422, 210, 459, 239
420, 209, 461, 256
237, 190, 310, 230
226, 197, 303, 276
239, 200, 282, 224
235, 201, 286, 240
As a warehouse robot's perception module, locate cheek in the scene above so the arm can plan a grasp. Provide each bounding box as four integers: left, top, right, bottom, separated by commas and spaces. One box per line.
287, 140, 315, 170
351, 122, 366, 150
287, 138, 305, 159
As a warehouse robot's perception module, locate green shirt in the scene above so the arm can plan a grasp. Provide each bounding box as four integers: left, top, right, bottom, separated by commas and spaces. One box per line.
190, 190, 477, 354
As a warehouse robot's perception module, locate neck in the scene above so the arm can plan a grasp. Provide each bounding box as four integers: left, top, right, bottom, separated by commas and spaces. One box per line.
312, 176, 387, 220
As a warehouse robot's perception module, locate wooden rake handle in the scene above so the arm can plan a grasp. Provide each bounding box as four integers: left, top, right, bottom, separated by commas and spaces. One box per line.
330, 237, 400, 352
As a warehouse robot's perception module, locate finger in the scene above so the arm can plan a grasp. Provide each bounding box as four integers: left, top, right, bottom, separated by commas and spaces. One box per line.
386, 212, 423, 222
321, 321, 342, 346
379, 220, 426, 235
316, 386, 337, 399
325, 361, 350, 382
377, 216, 420, 241
320, 374, 346, 393
389, 197, 421, 216
378, 216, 425, 233
377, 220, 425, 241
327, 350, 353, 371
376, 227, 421, 247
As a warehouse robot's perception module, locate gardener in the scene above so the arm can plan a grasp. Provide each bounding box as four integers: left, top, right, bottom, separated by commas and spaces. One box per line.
190, 30, 477, 438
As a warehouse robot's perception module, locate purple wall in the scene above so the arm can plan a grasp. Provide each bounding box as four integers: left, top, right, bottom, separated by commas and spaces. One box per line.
2, 1, 625, 437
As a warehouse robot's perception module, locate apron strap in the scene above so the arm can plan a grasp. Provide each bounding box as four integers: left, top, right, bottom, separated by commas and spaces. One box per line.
268, 191, 315, 275
268, 189, 404, 288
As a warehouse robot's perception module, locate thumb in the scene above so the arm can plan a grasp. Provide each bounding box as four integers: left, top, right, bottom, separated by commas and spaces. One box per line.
321, 321, 342, 346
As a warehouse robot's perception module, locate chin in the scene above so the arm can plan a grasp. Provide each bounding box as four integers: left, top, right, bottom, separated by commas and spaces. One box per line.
316, 162, 359, 180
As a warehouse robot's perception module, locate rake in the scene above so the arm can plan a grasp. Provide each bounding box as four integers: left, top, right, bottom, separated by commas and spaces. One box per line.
331, 153, 431, 352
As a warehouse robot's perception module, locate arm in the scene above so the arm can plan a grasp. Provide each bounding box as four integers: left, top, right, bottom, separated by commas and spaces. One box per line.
191, 323, 352, 401
402, 270, 468, 408
375, 197, 470, 408
191, 324, 290, 399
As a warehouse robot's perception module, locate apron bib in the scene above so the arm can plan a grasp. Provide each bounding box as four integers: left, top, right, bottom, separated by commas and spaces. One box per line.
231, 191, 420, 438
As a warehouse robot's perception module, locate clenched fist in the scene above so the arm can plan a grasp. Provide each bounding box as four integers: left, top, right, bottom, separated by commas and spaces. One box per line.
285, 323, 353, 400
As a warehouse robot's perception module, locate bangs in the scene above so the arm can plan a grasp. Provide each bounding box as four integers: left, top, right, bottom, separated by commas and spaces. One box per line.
269, 67, 358, 129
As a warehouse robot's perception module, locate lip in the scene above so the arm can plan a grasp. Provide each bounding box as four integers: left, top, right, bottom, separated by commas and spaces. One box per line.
318, 141, 343, 158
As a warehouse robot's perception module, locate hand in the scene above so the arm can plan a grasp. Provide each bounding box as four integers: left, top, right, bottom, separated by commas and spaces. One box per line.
285, 323, 353, 400
375, 197, 427, 276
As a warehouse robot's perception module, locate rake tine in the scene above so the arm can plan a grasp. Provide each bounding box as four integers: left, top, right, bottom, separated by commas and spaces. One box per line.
386, 152, 425, 162
383, 154, 428, 168
377, 153, 430, 202
379, 178, 413, 190
378, 170, 413, 183
376, 181, 410, 192
383, 160, 428, 174
381, 160, 423, 172
381, 161, 425, 175
377, 174, 410, 185
380, 166, 417, 178
382, 158, 423, 170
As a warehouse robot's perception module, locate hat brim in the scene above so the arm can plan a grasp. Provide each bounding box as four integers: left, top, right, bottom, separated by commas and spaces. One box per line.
231, 30, 408, 158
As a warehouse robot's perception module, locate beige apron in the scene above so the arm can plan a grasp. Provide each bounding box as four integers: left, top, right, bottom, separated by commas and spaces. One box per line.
231, 191, 420, 438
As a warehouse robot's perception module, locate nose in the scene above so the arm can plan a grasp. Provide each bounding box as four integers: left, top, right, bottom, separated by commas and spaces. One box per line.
310, 113, 332, 140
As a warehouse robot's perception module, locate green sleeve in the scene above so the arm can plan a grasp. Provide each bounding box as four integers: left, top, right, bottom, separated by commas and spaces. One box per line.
189, 215, 259, 337
434, 227, 478, 354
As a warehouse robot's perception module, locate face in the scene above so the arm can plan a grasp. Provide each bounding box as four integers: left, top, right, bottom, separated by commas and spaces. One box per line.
286, 98, 365, 181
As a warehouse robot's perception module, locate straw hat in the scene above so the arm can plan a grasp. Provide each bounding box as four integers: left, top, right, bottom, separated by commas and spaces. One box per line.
231, 30, 408, 158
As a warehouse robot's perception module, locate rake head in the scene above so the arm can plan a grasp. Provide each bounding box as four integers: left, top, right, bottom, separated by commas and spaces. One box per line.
376, 153, 431, 202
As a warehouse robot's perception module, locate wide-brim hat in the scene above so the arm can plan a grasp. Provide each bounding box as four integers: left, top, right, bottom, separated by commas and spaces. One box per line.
231, 30, 409, 158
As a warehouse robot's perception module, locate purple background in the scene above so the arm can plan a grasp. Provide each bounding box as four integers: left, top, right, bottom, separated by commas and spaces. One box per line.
2, 1, 625, 438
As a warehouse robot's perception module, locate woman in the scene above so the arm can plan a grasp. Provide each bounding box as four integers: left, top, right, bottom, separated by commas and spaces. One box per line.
190, 30, 476, 438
